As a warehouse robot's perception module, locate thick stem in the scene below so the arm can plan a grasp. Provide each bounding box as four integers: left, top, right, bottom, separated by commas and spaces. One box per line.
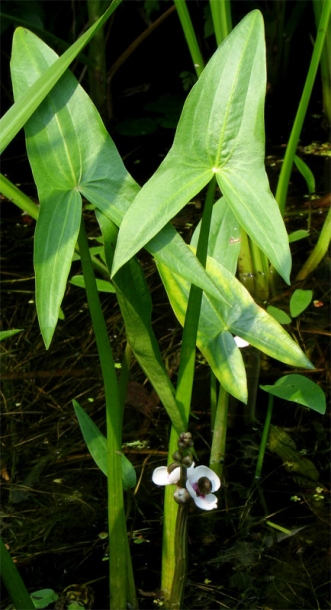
210, 384, 228, 480
168, 504, 189, 610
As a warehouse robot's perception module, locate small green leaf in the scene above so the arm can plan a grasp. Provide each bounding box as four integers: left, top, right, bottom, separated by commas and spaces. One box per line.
69, 275, 116, 293
267, 305, 291, 325
294, 155, 315, 194
0, 329, 23, 341
260, 374, 326, 414
288, 230, 310, 243
290, 289, 313, 317
73, 400, 137, 489
31, 589, 58, 609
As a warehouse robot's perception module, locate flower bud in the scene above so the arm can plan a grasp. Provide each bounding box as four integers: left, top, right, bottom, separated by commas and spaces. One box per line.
182, 454, 194, 468
172, 450, 183, 462
167, 462, 179, 475
178, 432, 193, 449
173, 487, 191, 504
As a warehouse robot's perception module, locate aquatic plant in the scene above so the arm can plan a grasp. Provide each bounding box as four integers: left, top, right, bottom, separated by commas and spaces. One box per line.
0, 1, 329, 609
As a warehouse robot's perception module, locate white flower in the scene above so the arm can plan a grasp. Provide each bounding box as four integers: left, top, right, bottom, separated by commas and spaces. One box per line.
186, 465, 220, 511
152, 464, 195, 486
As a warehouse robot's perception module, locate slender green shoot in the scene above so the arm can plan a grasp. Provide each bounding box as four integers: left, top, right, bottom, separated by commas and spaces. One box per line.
210, 370, 218, 431
275, 0, 331, 215
254, 393, 274, 481
312, 0, 331, 125
209, 383, 229, 479
0, 173, 39, 220
77, 218, 137, 610
296, 206, 331, 281
209, 0, 232, 45
173, 0, 205, 76
87, 0, 108, 118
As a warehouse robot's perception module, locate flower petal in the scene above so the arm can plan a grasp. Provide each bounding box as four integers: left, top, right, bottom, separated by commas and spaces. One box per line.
152, 466, 180, 486
193, 493, 218, 511
234, 335, 250, 348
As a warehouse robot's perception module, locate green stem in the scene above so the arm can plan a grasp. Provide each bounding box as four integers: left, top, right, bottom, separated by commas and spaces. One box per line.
275, 0, 331, 215
0, 536, 35, 610
237, 228, 255, 295
161, 178, 217, 604
168, 504, 189, 610
312, 0, 331, 125
209, 384, 229, 480
78, 218, 136, 610
210, 370, 218, 431
0, 173, 39, 219
174, 0, 205, 76
87, 0, 107, 119
255, 394, 274, 481
118, 342, 132, 409
209, 0, 232, 44
295, 206, 331, 281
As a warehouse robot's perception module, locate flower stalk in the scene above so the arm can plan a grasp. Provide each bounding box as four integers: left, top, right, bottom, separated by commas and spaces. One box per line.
153, 433, 221, 608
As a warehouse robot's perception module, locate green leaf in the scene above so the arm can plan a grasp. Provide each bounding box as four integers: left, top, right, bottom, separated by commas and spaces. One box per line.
1, 1, 121, 154
33, 192, 82, 347
288, 230, 310, 243
69, 275, 116, 293
157, 250, 313, 401
112, 11, 291, 284
294, 155, 315, 194
11, 28, 237, 344
157, 259, 247, 402
31, 589, 58, 609
290, 289, 313, 317
267, 305, 292, 325
0, 329, 23, 341
73, 400, 137, 489
260, 374, 326, 414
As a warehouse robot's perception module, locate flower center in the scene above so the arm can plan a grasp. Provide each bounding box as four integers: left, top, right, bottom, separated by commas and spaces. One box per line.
196, 476, 212, 497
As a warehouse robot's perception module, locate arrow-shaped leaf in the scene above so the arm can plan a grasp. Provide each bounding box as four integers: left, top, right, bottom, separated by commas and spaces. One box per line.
112, 11, 291, 283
